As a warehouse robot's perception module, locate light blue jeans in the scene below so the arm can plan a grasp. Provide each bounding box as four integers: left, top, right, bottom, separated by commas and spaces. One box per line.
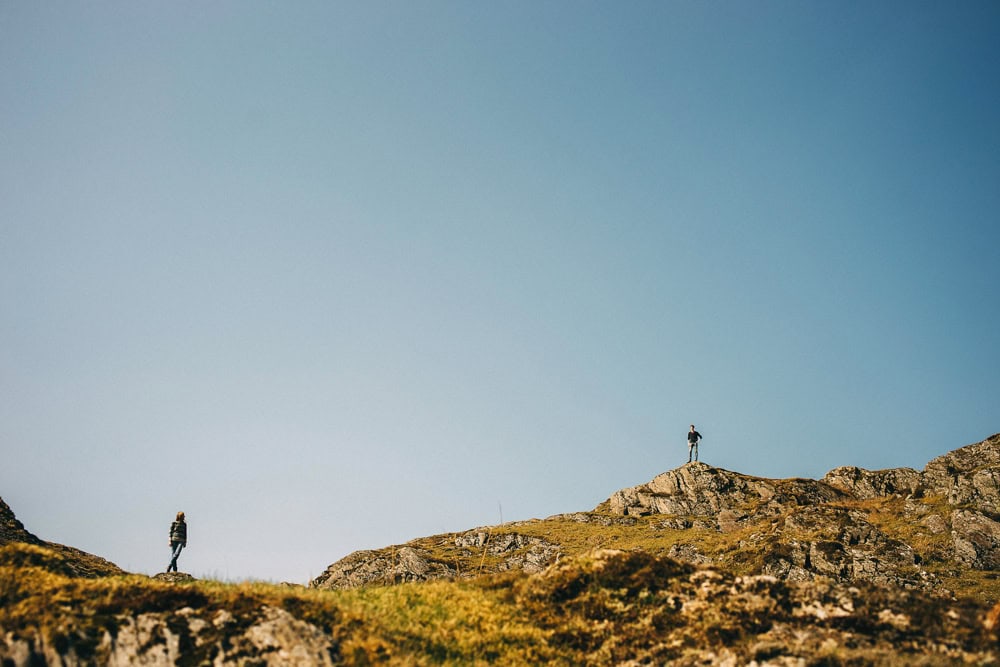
168, 542, 184, 572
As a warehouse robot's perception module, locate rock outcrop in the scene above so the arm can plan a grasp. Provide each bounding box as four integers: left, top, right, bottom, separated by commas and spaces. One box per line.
5, 435, 1000, 665
311, 545, 456, 589
151, 571, 197, 584
7, 547, 1000, 665
606, 461, 848, 517
0, 497, 42, 546
821, 464, 921, 499
0, 495, 124, 578
453, 529, 559, 573
514, 549, 996, 666
311, 434, 1000, 597
311, 529, 561, 590
0, 605, 339, 666
922, 434, 1000, 507
599, 434, 1000, 593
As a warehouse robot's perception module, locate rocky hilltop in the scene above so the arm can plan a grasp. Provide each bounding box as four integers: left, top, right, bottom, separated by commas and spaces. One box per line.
0, 496, 124, 579
0, 497, 40, 546
312, 434, 1000, 601
3, 434, 1000, 666
5, 538, 1000, 665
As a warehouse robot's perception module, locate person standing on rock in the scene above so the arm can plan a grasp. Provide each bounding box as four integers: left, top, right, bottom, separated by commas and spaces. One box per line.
687, 425, 702, 463
167, 511, 187, 573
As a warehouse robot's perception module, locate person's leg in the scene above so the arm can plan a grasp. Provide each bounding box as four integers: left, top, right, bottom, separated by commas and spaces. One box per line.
168, 543, 183, 572
694, 442, 698, 461
687, 443, 693, 462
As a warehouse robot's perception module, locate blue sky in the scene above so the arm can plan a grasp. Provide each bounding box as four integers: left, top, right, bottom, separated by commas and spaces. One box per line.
2, 2, 998, 582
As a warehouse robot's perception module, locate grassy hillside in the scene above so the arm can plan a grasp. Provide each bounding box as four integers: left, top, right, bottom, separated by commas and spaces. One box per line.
3, 541, 998, 665
6, 437, 1000, 664
374, 488, 1000, 607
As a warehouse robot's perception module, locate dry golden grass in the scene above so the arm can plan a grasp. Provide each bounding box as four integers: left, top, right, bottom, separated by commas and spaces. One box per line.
0, 543, 558, 666
3, 541, 998, 666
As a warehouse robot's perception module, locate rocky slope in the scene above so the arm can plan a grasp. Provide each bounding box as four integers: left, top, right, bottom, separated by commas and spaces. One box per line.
312, 434, 1000, 600
4, 434, 1000, 665
0, 497, 43, 546
0, 542, 342, 666
3, 541, 1000, 665
0, 497, 123, 578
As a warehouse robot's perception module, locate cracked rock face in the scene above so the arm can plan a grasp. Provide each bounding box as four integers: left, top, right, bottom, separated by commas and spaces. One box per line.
6, 548, 1000, 666
1, 606, 338, 667
951, 509, 1000, 569
308, 435, 1000, 594
311, 545, 456, 589
607, 463, 847, 518
600, 435, 1000, 593
822, 465, 921, 500
453, 530, 559, 573
923, 434, 1000, 508
515, 549, 997, 666
312, 529, 562, 590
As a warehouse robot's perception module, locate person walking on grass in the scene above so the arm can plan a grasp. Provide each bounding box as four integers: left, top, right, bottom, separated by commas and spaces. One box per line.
687, 425, 702, 463
167, 511, 187, 573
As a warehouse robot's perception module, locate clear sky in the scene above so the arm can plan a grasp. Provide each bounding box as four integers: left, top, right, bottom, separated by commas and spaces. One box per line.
2, 2, 998, 583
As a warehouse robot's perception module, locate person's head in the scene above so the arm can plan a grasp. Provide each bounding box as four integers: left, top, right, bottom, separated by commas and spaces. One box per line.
176, 511, 185, 521
690, 424, 695, 430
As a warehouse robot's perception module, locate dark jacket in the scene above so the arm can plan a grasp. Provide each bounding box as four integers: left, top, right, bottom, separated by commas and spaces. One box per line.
688, 430, 702, 444
170, 520, 187, 546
